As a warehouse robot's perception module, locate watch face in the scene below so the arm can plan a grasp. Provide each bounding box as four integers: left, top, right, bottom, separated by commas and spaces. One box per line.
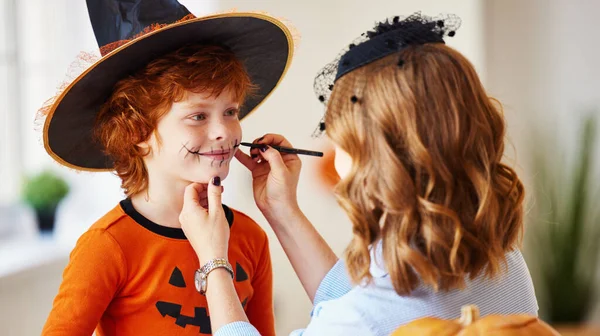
194, 270, 201, 291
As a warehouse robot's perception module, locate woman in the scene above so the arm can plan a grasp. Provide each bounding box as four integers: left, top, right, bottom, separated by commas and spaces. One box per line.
180, 13, 538, 335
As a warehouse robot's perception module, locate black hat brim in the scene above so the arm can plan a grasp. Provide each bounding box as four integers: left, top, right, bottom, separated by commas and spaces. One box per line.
44, 13, 293, 171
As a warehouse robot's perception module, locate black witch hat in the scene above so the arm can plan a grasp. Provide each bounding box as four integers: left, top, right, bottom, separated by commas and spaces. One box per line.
41, 0, 295, 171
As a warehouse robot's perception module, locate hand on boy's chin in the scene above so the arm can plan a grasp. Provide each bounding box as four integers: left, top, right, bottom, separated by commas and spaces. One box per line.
198, 186, 209, 208
185, 182, 224, 209
183, 161, 231, 185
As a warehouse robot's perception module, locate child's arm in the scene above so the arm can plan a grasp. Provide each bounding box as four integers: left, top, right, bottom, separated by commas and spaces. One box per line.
245, 231, 275, 336
42, 229, 127, 335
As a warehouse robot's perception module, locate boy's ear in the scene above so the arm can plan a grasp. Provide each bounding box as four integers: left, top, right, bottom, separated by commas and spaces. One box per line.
136, 133, 156, 156
136, 140, 150, 149
136, 131, 160, 156
137, 131, 157, 150
136, 139, 154, 158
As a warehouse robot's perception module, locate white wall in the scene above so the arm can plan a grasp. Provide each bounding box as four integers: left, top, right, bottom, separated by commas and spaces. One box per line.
0, 0, 20, 204
484, 0, 600, 322
484, 0, 600, 176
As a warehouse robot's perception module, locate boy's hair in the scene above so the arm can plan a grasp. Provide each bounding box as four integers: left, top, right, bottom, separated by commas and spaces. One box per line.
325, 43, 524, 294
95, 44, 255, 196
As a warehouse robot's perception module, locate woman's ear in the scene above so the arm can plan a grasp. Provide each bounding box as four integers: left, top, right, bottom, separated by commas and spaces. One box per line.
334, 145, 352, 180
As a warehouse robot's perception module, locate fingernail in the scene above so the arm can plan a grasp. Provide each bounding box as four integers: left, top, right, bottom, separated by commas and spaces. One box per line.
258, 136, 265, 142
251, 154, 258, 159
260, 145, 268, 152
212, 176, 221, 186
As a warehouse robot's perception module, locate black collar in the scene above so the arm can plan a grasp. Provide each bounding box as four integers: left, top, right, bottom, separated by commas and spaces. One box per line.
119, 198, 234, 239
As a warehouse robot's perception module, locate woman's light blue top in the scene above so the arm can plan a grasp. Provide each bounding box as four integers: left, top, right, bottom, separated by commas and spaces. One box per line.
215, 244, 538, 336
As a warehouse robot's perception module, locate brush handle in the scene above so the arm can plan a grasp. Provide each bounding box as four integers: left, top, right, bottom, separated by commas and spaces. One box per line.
239, 142, 323, 157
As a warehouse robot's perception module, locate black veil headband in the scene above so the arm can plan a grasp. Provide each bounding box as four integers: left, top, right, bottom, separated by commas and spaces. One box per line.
312, 12, 461, 136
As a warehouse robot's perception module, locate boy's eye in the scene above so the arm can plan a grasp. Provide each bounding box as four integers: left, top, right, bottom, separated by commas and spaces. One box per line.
225, 109, 240, 117
191, 114, 206, 121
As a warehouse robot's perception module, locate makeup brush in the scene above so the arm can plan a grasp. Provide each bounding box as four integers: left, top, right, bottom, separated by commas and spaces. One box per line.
239, 142, 323, 157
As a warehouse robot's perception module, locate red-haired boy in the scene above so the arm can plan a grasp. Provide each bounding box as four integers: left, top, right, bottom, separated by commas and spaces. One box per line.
40, 2, 294, 335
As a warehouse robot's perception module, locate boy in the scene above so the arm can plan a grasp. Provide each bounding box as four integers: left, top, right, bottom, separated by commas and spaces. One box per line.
39, 1, 294, 335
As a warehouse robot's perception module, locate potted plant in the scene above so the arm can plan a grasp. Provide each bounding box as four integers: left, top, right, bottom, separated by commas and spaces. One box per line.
22, 169, 70, 233
527, 113, 600, 335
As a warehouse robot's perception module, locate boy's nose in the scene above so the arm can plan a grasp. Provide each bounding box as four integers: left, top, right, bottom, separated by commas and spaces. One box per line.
208, 120, 228, 141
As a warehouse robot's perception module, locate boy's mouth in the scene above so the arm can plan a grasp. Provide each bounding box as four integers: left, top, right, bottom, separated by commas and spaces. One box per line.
181, 140, 239, 167
198, 150, 231, 158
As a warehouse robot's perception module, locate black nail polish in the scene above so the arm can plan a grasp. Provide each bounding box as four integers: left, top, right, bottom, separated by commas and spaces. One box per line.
251, 154, 258, 159
212, 176, 221, 186
260, 145, 268, 152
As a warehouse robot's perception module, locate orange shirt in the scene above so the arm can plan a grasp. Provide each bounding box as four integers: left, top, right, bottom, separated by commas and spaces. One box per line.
42, 199, 274, 336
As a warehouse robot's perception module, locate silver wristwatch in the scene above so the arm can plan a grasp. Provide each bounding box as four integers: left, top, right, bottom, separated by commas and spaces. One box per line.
194, 258, 234, 295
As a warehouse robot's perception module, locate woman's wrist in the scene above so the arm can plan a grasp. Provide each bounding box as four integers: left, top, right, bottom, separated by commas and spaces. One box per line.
261, 202, 303, 226
204, 266, 249, 329
265, 206, 310, 240
207, 267, 235, 281
197, 253, 229, 269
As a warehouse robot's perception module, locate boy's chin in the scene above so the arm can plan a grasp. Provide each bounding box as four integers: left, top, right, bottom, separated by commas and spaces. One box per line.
186, 169, 229, 184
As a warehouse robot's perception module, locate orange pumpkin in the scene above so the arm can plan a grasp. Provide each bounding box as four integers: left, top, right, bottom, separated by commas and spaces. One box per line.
391, 305, 561, 336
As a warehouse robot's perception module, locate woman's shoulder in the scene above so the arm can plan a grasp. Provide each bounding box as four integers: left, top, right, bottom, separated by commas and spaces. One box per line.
309, 279, 422, 336
309, 249, 538, 335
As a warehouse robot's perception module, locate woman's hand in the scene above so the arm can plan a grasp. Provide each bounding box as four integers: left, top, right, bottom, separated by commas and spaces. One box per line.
236, 135, 338, 301
179, 177, 229, 266
180, 179, 252, 333
234, 134, 302, 221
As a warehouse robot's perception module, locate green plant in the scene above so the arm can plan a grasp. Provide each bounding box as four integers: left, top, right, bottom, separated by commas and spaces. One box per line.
528, 113, 600, 324
22, 169, 70, 213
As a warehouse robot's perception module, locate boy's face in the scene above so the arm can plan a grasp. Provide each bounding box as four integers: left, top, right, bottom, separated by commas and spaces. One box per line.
142, 89, 242, 185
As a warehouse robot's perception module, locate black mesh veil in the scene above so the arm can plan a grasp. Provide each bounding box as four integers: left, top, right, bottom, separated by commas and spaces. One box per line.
312, 12, 461, 137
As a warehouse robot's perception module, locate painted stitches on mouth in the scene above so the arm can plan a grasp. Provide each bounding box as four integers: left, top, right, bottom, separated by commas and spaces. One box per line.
182, 139, 240, 167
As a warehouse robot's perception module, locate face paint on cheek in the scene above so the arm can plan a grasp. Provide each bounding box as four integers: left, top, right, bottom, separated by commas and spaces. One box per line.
223, 139, 239, 167
217, 139, 241, 167
180, 143, 206, 166
218, 139, 242, 167
181, 142, 199, 161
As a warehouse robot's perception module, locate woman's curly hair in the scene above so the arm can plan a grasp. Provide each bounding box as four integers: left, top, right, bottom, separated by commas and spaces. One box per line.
325, 43, 524, 294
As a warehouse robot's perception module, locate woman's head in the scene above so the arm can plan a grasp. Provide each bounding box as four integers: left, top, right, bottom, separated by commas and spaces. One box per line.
95, 44, 255, 196
326, 43, 524, 294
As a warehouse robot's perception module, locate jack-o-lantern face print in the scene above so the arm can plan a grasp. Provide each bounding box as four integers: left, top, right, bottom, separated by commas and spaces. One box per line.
155, 265, 249, 333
